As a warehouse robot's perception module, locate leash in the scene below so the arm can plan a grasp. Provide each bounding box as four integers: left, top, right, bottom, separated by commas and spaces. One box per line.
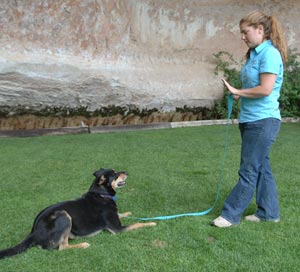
128, 95, 234, 221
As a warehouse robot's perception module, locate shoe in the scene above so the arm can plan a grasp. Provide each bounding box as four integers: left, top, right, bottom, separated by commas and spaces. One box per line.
211, 216, 233, 228
245, 214, 261, 222
245, 214, 280, 223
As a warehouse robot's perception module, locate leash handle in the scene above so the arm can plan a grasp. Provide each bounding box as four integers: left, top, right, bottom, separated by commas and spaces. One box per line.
129, 95, 234, 221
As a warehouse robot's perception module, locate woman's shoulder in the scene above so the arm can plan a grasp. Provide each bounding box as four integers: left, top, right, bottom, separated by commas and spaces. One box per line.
260, 43, 282, 66
262, 42, 281, 58
259, 43, 283, 73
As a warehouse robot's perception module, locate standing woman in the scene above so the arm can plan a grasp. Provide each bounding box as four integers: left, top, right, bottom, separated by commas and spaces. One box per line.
211, 11, 288, 227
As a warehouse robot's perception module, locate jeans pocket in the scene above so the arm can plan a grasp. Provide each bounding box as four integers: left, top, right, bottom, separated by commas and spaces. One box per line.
270, 119, 281, 142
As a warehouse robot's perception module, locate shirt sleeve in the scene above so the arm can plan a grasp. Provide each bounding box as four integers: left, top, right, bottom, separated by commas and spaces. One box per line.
259, 47, 282, 75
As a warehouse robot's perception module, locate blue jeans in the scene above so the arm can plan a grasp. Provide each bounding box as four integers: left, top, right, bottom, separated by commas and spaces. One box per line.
221, 118, 281, 224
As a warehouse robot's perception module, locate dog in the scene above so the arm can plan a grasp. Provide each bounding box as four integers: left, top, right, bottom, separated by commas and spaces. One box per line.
0, 168, 156, 259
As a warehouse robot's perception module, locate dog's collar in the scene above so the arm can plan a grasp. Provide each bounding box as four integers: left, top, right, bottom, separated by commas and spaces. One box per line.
100, 194, 117, 202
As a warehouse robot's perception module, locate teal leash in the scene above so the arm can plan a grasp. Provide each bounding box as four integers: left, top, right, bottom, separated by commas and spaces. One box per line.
129, 95, 234, 221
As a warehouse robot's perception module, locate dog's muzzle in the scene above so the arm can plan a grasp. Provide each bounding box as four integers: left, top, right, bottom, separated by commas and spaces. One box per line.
115, 174, 127, 188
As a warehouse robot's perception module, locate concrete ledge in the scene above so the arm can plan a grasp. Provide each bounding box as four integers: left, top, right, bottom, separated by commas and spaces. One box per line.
90, 122, 171, 133
171, 119, 239, 128
281, 117, 300, 123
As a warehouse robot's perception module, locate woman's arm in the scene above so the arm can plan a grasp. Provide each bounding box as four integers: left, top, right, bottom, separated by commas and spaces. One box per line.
222, 73, 277, 98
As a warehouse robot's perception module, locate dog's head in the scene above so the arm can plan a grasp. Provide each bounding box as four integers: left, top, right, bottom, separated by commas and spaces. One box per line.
88, 168, 128, 195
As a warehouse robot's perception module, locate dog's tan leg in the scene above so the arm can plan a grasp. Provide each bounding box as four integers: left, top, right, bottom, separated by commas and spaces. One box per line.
124, 222, 156, 232
56, 211, 90, 250
64, 242, 90, 250
58, 235, 90, 250
118, 212, 132, 219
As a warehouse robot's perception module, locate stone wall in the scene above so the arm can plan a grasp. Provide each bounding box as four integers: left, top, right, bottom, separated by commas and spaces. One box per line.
0, 0, 299, 129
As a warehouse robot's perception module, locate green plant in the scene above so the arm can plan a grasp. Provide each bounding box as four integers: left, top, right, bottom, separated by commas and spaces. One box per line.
280, 49, 300, 117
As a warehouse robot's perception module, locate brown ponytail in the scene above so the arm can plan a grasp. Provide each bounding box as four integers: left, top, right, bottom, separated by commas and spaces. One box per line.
269, 15, 288, 64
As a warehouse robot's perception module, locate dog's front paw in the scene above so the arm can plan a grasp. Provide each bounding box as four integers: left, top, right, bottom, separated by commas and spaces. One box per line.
147, 222, 157, 227
81, 242, 90, 249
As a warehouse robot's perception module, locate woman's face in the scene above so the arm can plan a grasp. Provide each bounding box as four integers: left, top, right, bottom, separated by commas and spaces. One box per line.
240, 22, 265, 48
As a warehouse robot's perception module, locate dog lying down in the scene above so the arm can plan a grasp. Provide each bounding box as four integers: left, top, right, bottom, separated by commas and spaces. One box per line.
0, 168, 156, 259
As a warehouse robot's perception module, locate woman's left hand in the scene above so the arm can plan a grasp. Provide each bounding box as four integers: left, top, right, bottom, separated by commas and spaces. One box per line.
221, 78, 239, 95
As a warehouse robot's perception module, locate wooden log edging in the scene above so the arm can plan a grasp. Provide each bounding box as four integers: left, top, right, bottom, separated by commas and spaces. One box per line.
0, 118, 298, 138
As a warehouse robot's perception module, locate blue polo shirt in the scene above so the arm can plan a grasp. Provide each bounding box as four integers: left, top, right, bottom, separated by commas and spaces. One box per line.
240, 40, 283, 123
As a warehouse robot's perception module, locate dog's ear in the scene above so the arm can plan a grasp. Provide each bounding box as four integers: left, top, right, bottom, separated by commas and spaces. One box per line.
93, 168, 104, 178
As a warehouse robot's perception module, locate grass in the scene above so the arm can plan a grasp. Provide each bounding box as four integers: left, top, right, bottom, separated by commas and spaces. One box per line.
0, 122, 299, 271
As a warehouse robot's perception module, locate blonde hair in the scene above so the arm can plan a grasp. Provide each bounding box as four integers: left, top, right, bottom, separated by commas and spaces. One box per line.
240, 11, 288, 64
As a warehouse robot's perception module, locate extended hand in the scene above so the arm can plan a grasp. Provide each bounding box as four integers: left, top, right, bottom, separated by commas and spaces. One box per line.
221, 78, 239, 96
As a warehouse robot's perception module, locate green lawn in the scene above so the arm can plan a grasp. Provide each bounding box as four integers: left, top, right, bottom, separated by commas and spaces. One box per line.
0, 123, 299, 271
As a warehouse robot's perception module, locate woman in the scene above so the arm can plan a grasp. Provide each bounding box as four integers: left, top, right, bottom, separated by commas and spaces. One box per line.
211, 11, 288, 227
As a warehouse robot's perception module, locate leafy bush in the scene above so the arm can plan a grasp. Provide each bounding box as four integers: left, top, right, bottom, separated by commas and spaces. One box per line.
281, 50, 300, 117
213, 50, 300, 118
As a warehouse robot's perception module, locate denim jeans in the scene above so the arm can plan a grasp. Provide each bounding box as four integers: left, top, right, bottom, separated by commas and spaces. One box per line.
221, 118, 281, 224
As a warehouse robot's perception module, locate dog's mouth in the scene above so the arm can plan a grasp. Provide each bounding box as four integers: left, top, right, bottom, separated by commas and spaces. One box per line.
114, 173, 128, 188
117, 180, 126, 187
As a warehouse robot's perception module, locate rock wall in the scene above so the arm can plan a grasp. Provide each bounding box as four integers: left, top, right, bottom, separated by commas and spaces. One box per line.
0, 0, 299, 128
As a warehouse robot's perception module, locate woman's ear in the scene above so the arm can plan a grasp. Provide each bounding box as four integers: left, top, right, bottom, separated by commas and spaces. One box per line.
257, 24, 264, 34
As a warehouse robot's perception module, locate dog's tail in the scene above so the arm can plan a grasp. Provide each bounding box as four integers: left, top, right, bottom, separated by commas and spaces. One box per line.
0, 233, 36, 259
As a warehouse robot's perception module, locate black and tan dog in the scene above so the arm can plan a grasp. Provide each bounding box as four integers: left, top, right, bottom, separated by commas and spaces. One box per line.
0, 168, 156, 259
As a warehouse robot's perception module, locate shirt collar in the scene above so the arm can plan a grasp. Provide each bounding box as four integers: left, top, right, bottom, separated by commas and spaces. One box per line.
254, 39, 272, 54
